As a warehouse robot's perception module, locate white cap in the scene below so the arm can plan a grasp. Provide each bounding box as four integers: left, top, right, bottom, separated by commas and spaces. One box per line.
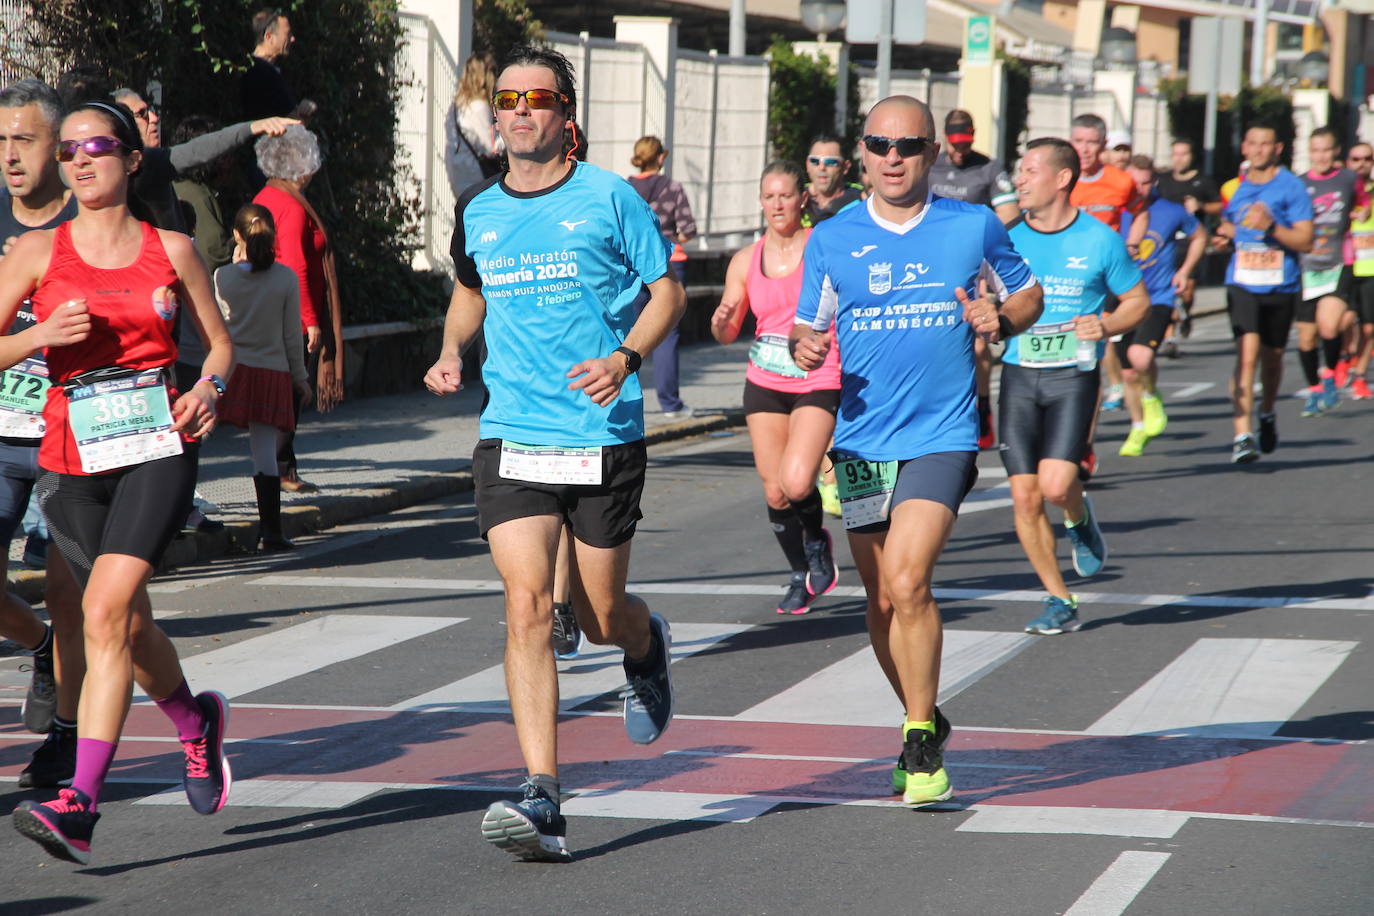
1106, 130, 1132, 150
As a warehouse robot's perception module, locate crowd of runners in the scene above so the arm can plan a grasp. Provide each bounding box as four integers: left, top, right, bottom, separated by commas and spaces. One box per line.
0, 37, 1371, 866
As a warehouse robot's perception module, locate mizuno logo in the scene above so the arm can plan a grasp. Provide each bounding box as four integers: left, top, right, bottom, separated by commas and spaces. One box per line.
479, 231, 497, 244
558, 220, 587, 231
851, 245, 878, 257
1066, 256, 1088, 269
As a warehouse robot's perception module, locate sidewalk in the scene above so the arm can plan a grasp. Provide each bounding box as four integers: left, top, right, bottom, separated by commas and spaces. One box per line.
6, 284, 1230, 602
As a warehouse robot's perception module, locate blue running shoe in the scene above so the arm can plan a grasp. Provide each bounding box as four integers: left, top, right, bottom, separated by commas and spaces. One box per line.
1301, 388, 1324, 417
1320, 375, 1340, 412
1025, 595, 1081, 635
1101, 384, 1124, 411
551, 602, 583, 660
481, 781, 571, 862
1065, 496, 1108, 577
621, 613, 674, 744
13, 788, 99, 864
183, 691, 232, 815
803, 529, 838, 598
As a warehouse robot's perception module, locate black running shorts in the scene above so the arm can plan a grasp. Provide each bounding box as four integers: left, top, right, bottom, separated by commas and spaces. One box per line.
1227, 286, 1297, 348
742, 380, 841, 415
997, 363, 1099, 476
472, 438, 646, 549
1113, 304, 1175, 362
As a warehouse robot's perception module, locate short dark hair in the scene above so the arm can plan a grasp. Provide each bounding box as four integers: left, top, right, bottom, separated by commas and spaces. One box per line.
498, 45, 577, 117
761, 159, 805, 193
1245, 122, 1280, 142
1309, 126, 1339, 150
55, 65, 111, 113
0, 79, 62, 131
172, 114, 224, 183
1070, 113, 1107, 141
808, 133, 843, 153
1027, 137, 1080, 191
1128, 153, 1157, 173
252, 9, 285, 44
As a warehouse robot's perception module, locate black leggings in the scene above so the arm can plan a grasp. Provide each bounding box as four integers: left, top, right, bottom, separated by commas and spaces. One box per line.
35, 447, 199, 588
998, 363, 1100, 476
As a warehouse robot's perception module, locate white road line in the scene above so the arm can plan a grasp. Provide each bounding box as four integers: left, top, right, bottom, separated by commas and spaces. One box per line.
734, 630, 1034, 726
561, 789, 775, 823
135, 780, 396, 809
251, 574, 1374, 612
146, 615, 465, 700
393, 621, 750, 712
960, 482, 1012, 514
1065, 850, 1172, 916
1086, 638, 1356, 738
957, 806, 1188, 838
1158, 381, 1215, 399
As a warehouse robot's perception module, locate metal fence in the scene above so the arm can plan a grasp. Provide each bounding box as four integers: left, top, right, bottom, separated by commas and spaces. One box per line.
855, 68, 960, 144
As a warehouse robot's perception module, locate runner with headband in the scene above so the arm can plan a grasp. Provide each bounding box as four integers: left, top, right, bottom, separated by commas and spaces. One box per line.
1, 100, 235, 864
711, 159, 840, 615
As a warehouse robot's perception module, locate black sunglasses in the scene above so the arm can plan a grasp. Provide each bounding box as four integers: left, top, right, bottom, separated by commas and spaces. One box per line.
862, 135, 934, 158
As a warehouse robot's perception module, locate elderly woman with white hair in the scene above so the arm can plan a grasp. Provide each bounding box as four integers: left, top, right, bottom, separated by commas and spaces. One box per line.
252, 125, 343, 493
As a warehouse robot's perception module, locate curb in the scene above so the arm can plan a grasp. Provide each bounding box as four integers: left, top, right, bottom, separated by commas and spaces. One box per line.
6, 408, 748, 605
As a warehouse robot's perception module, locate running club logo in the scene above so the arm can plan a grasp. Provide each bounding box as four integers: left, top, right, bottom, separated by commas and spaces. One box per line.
868, 262, 892, 294
151, 286, 178, 321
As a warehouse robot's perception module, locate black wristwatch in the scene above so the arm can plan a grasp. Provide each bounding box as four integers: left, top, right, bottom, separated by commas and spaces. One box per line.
613, 346, 642, 373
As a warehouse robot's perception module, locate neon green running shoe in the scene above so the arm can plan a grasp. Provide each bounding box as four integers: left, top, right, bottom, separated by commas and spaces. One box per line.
1141, 393, 1167, 437
1118, 427, 1148, 457
817, 478, 841, 518
891, 707, 952, 802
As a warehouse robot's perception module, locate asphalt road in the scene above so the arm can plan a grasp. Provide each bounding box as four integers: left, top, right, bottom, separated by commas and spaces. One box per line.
1, 314, 1372, 915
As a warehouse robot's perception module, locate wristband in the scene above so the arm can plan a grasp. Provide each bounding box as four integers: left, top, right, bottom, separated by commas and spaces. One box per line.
198, 374, 227, 396
997, 314, 1015, 340
613, 346, 642, 373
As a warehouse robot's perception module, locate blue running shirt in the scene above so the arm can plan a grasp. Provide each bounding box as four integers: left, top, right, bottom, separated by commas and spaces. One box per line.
451, 161, 671, 445
1222, 168, 1313, 293
795, 195, 1037, 460
1006, 212, 1143, 366
1120, 194, 1198, 306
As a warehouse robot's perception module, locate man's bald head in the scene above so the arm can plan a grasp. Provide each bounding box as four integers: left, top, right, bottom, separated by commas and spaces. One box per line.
864, 95, 935, 139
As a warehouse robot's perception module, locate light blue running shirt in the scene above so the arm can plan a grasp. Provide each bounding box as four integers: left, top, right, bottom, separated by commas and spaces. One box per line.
451, 161, 671, 446
795, 195, 1037, 461
1005, 212, 1142, 367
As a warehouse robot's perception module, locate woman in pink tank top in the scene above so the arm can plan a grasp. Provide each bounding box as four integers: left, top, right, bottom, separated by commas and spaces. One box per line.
710, 161, 841, 615
0, 100, 235, 863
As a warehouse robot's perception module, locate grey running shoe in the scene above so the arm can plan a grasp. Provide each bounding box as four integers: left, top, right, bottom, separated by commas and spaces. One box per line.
551, 602, 583, 660
481, 781, 570, 862
21, 630, 55, 734
1025, 595, 1081, 635
1065, 496, 1108, 577
775, 572, 811, 615
803, 530, 838, 598
1231, 434, 1260, 464
621, 613, 674, 744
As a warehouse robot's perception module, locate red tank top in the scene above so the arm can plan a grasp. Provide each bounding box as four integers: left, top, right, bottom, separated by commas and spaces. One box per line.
744, 234, 841, 393
31, 221, 182, 475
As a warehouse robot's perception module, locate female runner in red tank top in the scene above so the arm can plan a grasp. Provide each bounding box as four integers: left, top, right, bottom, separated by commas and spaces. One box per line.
0, 101, 235, 864
710, 161, 842, 615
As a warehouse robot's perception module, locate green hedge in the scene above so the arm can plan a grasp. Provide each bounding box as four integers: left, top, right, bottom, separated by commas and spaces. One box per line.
767, 38, 859, 166
8, 0, 448, 324
1162, 77, 1297, 178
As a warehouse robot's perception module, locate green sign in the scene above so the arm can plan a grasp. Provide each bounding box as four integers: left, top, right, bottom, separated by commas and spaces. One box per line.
966, 15, 993, 65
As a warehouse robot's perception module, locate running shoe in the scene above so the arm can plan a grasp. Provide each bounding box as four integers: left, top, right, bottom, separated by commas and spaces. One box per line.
1335, 359, 1350, 389
1319, 374, 1340, 412
12, 788, 99, 865
1160, 338, 1180, 359
1101, 384, 1124, 411
1077, 444, 1097, 482
977, 405, 996, 450
1258, 413, 1278, 454
182, 691, 232, 815
481, 781, 571, 862
1025, 595, 1081, 635
1118, 427, 1148, 457
551, 602, 583, 660
817, 478, 842, 517
1141, 393, 1167, 438
621, 613, 674, 744
900, 715, 955, 806
891, 706, 951, 795
803, 530, 838, 598
1301, 388, 1324, 417
1065, 496, 1107, 577
776, 571, 811, 615
18, 725, 76, 789
21, 630, 55, 734
661, 405, 695, 421
1352, 377, 1373, 400
1231, 434, 1260, 464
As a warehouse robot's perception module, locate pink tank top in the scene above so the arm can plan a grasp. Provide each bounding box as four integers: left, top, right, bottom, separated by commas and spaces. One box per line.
744, 235, 840, 393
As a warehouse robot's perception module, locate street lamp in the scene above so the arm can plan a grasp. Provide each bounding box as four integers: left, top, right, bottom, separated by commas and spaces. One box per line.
799, 0, 846, 44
